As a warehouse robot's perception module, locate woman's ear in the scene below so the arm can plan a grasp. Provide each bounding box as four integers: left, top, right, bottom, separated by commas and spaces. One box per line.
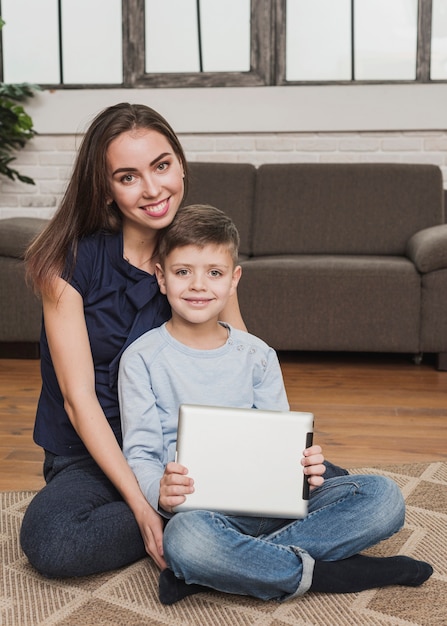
155, 263, 167, 294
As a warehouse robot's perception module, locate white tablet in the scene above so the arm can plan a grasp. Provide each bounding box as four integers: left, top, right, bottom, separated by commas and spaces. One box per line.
173, 404, 314, 518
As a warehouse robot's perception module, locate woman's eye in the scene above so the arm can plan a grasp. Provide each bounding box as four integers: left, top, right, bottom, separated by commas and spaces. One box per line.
157, 162, 169, 172
121, 174, 135, 183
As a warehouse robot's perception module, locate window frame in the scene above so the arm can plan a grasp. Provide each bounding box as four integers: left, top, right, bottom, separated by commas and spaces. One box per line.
0, 0, 443, 88
123, 0, 273, 88
275, 0, 434, 85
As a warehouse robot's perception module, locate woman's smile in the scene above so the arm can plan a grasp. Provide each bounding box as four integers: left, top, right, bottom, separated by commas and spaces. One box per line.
140, 197, 170, 218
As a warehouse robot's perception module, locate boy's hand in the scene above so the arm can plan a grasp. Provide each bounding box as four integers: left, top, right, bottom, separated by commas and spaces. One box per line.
159, 462, 194, 513
302, 444, 325, 490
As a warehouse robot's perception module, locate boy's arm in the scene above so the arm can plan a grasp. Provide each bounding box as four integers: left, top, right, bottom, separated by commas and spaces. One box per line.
252, 348, 290, 411
118, 348, 166, 513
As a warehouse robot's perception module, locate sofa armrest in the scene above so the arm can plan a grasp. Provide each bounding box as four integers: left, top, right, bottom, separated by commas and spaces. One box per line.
0, 217, 48, 259
406, 224, 447, 273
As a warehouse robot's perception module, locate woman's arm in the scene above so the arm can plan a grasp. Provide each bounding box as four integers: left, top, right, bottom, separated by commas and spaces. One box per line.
219, 290, 247, 331
42, 277, 167, 569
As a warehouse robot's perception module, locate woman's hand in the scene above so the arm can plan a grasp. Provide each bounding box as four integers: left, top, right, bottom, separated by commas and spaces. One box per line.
302, 444, 325, 489
133, 499, 167, 570
159, 462, 194, 513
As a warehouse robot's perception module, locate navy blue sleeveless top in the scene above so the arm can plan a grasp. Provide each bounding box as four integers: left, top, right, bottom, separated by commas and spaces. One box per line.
33, 231, 171, 455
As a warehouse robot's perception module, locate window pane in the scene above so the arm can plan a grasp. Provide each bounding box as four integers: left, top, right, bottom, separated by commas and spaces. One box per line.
431, 0, 447, 79
199, 0, 250, 72
145, 0, 200, 72
2, 0, 60, 83
286, 0, 351, 81
145, 0, 250, 73
354, 0, 418, 80
61, 0, 122, 84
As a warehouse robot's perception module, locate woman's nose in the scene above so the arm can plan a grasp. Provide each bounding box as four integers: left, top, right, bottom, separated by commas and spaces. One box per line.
142, 174, 161, 198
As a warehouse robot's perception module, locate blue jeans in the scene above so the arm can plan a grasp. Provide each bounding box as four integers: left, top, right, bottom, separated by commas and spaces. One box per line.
20, 454, 348, 578
20, 452, 147, 577
163, 474, 405, 601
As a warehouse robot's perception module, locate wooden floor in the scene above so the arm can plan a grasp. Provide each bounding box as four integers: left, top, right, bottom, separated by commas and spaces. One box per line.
1, 352, 446, 492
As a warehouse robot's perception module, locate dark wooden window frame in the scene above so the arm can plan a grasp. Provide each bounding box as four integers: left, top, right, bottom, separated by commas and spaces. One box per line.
0, 0, 441, 88
275, 0, 434, 85
123, 0, 273, 88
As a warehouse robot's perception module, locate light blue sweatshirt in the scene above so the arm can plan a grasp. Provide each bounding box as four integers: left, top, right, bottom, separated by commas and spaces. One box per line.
118, 322, 289, 514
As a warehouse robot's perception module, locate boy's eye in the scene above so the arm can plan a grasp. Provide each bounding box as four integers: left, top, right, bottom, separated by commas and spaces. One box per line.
209, 270, 222, 277
176, 269, 189, 276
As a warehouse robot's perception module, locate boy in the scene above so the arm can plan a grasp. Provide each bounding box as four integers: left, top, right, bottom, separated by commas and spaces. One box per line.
118, 204, 432, 605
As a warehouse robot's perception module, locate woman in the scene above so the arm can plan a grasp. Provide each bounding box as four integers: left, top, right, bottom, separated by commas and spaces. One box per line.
21, 102, 247, 577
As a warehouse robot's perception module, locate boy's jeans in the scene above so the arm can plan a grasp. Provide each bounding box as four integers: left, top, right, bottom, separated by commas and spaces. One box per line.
163, 474, 405, 601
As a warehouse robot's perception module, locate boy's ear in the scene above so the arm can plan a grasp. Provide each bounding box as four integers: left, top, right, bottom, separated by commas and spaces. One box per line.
230, 265, 242, 295
155, 263, 167, 294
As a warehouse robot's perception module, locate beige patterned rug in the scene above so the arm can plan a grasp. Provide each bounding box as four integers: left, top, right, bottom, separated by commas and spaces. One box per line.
2, 462, 446, 626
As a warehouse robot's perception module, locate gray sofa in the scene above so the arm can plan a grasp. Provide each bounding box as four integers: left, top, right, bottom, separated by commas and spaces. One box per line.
1, 162, 447, 369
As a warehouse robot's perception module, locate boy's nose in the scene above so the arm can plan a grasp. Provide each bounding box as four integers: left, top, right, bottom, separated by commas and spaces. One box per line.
190, 274, 206, 290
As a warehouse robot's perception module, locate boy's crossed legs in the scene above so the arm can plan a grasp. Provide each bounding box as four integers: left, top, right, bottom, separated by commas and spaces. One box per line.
159, 474, 433, 604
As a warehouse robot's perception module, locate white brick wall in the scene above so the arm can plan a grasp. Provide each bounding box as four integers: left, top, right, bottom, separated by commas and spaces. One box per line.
2, 129, 447, 220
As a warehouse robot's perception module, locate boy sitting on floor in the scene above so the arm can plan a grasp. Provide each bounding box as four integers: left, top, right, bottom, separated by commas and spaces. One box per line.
118, 204, 432, 605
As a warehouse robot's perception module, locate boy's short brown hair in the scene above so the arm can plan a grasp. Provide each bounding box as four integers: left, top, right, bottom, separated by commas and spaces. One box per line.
158, 204, 240, 265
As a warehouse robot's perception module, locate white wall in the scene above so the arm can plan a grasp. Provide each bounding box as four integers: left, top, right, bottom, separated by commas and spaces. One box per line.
2, 84, 447, 219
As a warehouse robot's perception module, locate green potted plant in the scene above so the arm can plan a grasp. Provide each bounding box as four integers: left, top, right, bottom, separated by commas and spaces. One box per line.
0, 16, 38, 185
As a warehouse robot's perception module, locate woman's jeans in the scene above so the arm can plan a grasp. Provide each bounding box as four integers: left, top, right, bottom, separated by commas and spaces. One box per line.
20, 452, 147, 577
163, 474, 405, 601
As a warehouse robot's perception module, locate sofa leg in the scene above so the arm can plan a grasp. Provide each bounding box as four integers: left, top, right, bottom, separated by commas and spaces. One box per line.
412, 352, 423, 365
437, 352, 447, 371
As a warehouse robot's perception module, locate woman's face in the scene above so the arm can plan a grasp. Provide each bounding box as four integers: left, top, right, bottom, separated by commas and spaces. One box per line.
106, 128, 185, 232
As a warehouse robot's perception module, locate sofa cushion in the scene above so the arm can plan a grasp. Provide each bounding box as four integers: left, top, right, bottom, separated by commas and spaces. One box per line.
184, 162, 256, 257
252, 164, 444, 257
238, 255, 420, 352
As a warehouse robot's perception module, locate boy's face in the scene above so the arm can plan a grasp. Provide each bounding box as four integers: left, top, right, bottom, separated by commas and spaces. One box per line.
156, 244, 241, 325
